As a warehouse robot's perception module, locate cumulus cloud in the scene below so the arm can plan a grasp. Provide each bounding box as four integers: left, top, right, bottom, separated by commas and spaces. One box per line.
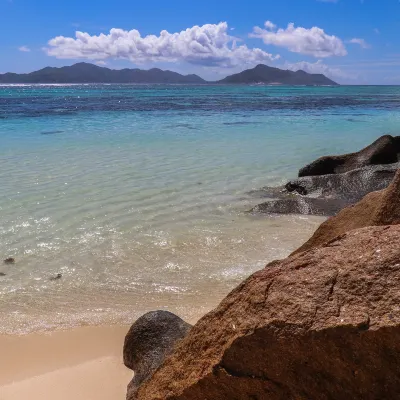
284, 59, 351, 80
250, 22, 347, 58
18, 46, 31, 52
348, 38, 370, 49
45, 22, 280, 68
264, 21, 276, 30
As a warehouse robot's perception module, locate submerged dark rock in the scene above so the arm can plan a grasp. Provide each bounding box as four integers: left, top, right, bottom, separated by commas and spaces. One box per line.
124, 311, 192, 399
299, 135, 400, 177
0, 272, 6, 276
252, 196, 348, 217
4, 257, 15, 264
41, 130, 63, 135
49, 273, 62, 281
285, 181, 308, 196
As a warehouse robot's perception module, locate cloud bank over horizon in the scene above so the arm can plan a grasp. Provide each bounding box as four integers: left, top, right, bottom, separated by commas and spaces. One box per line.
45, 22, 280, 68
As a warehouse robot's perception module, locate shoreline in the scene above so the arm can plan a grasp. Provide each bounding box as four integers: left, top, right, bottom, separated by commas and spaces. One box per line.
0, 325, 132, 399
0, 213, 324, 336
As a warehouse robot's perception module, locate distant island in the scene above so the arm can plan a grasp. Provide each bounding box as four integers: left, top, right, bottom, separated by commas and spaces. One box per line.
217, 64, 337, 86
0, 62, 338, 85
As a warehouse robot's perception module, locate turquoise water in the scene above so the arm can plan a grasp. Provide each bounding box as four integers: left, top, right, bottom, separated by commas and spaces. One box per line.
1, 84, 400, 334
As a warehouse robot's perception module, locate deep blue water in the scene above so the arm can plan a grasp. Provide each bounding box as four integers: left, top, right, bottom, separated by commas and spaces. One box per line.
2, 85, 400, 118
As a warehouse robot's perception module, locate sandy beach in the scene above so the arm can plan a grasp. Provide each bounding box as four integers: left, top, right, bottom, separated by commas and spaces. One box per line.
0, 325, 132, 400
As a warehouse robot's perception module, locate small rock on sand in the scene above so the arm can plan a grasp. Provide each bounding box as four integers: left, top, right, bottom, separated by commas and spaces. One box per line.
49, 273, 62, 281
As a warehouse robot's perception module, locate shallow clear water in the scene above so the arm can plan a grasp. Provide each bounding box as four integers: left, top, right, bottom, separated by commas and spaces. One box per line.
1, 84, 400, 334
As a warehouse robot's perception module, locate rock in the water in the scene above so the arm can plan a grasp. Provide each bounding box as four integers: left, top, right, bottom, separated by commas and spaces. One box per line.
0, 272, 6, 276
285, 181, 308, 195
251, 162, 399, 217
293, 168, 400, 255
132, 225, 400, 400
4, 257, 15, 264
49, 273, 62, 281
299, 134, 400, 177
40, 130, 63, 135
124, 311, 192, 399
288, 162, 399, 201
251, 196, 348, 216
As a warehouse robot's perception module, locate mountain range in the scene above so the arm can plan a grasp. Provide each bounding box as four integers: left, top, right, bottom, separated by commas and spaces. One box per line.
0, 62, 338, 85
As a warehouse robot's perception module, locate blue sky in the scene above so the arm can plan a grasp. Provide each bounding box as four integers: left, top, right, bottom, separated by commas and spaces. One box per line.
1, 0, 399, 84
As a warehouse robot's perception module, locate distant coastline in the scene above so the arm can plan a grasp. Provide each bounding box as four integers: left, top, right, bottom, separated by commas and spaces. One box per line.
0, 62, 338, 86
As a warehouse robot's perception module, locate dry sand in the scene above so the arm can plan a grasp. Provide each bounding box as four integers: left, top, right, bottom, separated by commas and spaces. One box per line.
0, 325, 132, 400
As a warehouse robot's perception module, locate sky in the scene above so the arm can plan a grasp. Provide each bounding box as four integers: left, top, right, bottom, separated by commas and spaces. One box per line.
0, 0, 399, 84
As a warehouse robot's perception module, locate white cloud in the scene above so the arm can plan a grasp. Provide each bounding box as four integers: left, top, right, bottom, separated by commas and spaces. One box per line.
284, 59, 351, 80
348, 38, 370, 49
45, 22, 280, 68
18, 46, 31, 52
264, 21, 276, 30
95, 61, 107, 66
250, 22, 347, 58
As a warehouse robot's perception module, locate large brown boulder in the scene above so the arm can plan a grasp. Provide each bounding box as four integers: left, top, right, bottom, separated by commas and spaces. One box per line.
293, 169, 400, 255
131, 225, 400, 400
299, 134, 400, 177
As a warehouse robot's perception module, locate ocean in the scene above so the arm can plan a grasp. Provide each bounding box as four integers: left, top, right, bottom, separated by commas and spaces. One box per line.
1, 84, 400, 334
